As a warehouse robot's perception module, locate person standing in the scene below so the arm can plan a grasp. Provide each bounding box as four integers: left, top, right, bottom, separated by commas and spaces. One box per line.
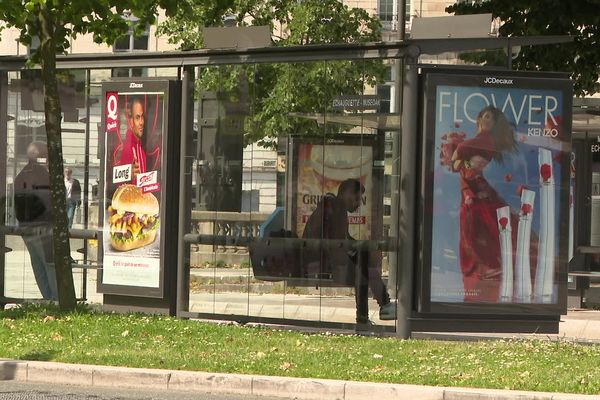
64, 167, 81, 229
14, 142, 57, 300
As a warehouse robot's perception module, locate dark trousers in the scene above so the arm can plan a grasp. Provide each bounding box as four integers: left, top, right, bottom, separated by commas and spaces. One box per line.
354, 249, 390, 322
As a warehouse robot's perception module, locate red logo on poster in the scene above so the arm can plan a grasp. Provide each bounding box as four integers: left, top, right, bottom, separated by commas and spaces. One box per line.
136, 171, 157, 187
106, 92, 119, 133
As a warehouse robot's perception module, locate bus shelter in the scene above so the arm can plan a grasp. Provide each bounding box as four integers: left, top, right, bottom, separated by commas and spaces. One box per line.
0, 36, 574, 338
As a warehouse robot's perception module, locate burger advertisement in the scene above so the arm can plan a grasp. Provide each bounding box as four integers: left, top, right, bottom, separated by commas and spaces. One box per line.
100, 84, 165, 291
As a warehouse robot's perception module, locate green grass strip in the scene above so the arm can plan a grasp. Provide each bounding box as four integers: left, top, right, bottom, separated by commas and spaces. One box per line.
0, 304, 599, 395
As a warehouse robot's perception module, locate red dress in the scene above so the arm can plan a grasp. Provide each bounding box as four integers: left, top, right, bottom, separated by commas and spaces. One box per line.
454, 132, 537, 302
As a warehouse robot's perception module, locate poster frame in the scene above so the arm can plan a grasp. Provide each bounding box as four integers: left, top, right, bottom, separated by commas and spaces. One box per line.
97, 78, 180, 299
417, 67, 572, 316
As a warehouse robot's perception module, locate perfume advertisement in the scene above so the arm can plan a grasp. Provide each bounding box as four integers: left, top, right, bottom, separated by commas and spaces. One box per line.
422, 71, 572, 311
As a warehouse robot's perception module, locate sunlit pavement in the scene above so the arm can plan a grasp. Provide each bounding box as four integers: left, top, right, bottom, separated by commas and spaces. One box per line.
4, 237, 600, 339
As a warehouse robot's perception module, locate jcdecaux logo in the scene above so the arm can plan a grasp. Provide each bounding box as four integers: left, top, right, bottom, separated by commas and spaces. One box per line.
484, 77, 514, 85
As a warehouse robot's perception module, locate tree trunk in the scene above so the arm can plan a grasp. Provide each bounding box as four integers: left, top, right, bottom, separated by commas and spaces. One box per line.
38, 5, 77, 310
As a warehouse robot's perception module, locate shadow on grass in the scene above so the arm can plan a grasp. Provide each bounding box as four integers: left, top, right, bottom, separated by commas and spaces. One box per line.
18, 349, 58, 362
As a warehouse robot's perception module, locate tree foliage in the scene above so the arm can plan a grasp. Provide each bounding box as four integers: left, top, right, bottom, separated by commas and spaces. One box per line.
158, 0, 386, 147
447, 0, 600, 96
0, 0, 189, 310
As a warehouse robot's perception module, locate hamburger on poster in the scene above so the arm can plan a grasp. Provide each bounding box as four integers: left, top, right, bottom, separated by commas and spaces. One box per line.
108, 184, 159, 251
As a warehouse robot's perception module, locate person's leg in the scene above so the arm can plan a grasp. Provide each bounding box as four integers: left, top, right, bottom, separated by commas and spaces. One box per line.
23, 234, 53, 300
66, 201, 76, 228
41, 231, 58, 300
367, 260, 390, 307
364, 250, 395, 320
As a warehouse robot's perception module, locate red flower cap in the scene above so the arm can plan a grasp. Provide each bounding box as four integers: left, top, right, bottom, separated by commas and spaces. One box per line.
540, 163, 552, 182
499, 217, 509, 229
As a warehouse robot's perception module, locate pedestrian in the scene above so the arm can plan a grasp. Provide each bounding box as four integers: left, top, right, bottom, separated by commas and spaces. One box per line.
64, 167, 81, 229
14, 141, 57, 300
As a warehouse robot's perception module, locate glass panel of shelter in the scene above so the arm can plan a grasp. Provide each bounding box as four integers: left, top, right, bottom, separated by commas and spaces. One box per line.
297, 58, 397, 329
192, 64, 256, 317
3, 69, 88, 301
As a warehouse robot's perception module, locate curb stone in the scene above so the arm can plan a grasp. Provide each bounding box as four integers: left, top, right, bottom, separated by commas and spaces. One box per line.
0, 360, 598, 400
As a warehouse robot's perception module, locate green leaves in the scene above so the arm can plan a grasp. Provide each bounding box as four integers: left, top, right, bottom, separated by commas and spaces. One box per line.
0, 0, 199, 59
159, 0, 385, 147
447, 0, 600, 96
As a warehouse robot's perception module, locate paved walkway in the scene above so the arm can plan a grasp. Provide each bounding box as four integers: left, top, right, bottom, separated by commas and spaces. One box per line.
5, 255, 600, 341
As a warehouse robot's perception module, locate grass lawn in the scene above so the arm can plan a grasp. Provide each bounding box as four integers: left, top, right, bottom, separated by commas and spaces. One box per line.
0, 304, 599, 395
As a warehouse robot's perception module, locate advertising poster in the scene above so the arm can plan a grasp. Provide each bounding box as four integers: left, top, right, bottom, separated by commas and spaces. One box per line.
102, 89, 164, 289
292, 137, 374, 241
422, 71, 572, 310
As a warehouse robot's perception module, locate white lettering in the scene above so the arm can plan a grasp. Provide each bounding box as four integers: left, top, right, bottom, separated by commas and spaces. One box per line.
129, 82, 143, 89
527, 127, 559, 137
528, 95, 543, 126
463, 92, 490, 123
545, 96, 559, 127
484, 77, 514, 85
438, 91, 452, 122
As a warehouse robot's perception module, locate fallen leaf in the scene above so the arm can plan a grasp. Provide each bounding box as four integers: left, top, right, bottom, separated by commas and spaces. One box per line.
373, 354, 384, 359
51, 333, 62, 341
43, 316, 56, 323
121, 330, 129, 337
280, 362, 293, 371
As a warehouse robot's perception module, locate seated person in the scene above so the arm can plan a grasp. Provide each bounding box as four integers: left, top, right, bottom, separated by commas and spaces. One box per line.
302, 179, 396, 323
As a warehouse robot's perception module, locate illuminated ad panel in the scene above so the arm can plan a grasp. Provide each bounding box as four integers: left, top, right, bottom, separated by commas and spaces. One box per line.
420, 70, 572, 314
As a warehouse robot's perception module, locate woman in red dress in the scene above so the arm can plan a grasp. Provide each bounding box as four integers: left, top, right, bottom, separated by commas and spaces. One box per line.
450, 105, 537, 302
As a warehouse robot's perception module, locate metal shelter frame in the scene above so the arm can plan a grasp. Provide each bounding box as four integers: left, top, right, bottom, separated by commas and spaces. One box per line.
0, 36, 573, 338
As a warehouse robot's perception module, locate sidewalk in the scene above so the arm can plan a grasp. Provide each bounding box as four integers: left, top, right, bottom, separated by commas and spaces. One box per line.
6, 258, 600, 341
0, 359, 597, 400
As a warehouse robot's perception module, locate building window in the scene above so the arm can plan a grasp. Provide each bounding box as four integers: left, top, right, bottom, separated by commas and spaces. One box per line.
113, 29, 149, 52
26, 36, 40, 56
378, 0, 411, 31
377, 85, 391, 113
112, 13, 149, 77
378, 0, 394, 30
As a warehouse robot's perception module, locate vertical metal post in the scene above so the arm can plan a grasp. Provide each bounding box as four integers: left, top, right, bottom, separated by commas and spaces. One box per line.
176, 66, 194, 317
388, 0, 407, 302
0, 72, 8, 304
396, 47, 420, 339
81, 69, 91, 300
